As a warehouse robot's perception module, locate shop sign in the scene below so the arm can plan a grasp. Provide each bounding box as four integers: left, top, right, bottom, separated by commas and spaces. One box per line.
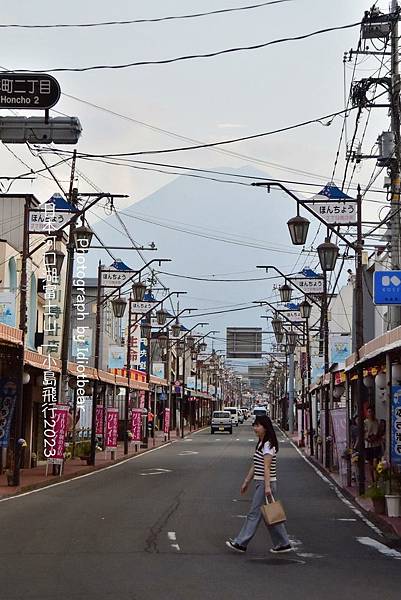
130, 301, 156, 313
374, 271, 401, 305
391, 386, 401, 465
0, 292, 16, 327
309, 200, 357, 225
187, 376, 196, 390
47, 405, 68, 465
0, 377, 17, 448
96, 405, 104, 436
105, 408, 119, 450
108, 345, 125, 369
100, 268, 132, 288
131, 408, 142, 443
164, 408, 171, 434
28, 208, 73, 233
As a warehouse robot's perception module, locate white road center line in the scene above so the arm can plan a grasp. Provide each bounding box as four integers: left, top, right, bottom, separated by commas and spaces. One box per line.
336, 518, 357, 522
168, 532, 177, 541
178, 451, 199, 456
356, 537, 401, 560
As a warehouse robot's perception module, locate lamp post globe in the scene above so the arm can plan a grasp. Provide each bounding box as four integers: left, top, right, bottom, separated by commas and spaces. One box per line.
158, 333, 168, 350
111, 296, 127, 319
317, 239, 339, 272
287, 215, 310, 246
271, 315, 283, 334
186, 335, 195, 349
275, 331, 284, 345
171, 321, 181, 337
132, 281, 147, 302
288, 342, 297, 354
200, 342, 207, 352
45, 249, 65, 276
300, 299, 312, 320
279, 283, 292, 303
140, 321, 152, 338
156, 308, 168, 326
286, 330, 298, 347
73, 224, 93, 252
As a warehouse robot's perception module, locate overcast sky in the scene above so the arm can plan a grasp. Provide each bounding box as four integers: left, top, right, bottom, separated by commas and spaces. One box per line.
0, 0, 391, 210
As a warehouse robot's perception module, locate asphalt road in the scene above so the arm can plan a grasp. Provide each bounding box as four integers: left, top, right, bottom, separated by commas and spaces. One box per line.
1, 422, 401, 600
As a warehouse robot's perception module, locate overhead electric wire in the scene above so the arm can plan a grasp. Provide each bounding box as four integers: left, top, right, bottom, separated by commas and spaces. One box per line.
0, 1, 291, 29
51, 106, 358, 159
154, 270, 298, 282
10, 21, 361, 73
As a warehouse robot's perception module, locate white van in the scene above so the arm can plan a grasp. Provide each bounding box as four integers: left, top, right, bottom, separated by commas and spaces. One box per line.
225, 407, 240, 427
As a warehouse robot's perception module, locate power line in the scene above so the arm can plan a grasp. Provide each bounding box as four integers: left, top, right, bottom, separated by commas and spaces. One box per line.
10, 21, 361, 73
51, 106, 357, 158
0, 1, 291, 29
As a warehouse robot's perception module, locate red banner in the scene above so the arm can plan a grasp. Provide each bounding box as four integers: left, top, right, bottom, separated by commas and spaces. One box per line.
96, 405, 104, 436
49, 405, 68, 464
105, 408, 119, 450
139, 391, 145, 409
131, 408, 142, 442
164, 408, 171, 434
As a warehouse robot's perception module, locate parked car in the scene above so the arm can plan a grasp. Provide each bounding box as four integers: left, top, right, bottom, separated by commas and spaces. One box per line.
238, 409, 245, 424
211, 411, 233, 434
224, 406, 240, 427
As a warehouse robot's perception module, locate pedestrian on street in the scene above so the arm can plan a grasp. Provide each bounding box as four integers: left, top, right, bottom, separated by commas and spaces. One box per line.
226, 415, 292, 554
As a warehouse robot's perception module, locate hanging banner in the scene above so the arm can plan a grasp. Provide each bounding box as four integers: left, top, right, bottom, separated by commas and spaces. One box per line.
129, 325, 141, 367
105, 408, 119, 450
0, 377, 17, 448
152, 362, 165, 379
131, 408, 143, 443
311, 355, 325, 382
138, 338, 148, 373
47, 405, 68, 465
139, 391, 146, 409
96, 405, 104, 436
187, 376, 196, 390
108, 345, 125, 369
330, 335, 351, 365
391, 386, 401, 466
164, 408, 171, 434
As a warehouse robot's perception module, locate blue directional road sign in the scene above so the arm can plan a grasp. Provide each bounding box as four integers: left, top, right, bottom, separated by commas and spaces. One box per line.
374, 270, 401, 305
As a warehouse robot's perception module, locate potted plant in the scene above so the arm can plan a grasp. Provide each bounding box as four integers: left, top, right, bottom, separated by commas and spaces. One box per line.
364, 483, 386, 514
383, 464, 401, 518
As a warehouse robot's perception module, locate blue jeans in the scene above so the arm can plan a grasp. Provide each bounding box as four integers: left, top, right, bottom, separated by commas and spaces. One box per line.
234, 480, 290, 549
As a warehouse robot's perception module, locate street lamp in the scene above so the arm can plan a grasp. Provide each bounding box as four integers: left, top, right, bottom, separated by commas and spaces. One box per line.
171, 321, 181, 337
287, 214, 310, 246
286, 330, 298, 347
200, 341, 207, 352
279, 283, 292, 303
140, 321, 152, 338
317, 238, 339, 272
186, 335, 195, 349
156, 308, 168, 326
45, 248, 65, 276
177, 341, 185, 357
275, 331, 284, 345
132, 280, 147, 302
72, 223, 93, 252
271, 315, 283, 334
111, 296, 127, 319
299, 299, 312, 320
158, 332, 168, 350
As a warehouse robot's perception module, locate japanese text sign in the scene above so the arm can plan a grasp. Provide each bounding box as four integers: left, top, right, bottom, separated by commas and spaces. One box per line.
105, 408, 119, 450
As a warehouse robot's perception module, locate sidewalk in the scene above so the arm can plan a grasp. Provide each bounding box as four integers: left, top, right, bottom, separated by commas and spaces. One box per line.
286, 430, 401, 540
0, 425, 203, 499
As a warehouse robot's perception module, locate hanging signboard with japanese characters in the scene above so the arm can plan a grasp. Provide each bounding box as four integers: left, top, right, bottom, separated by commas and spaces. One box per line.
290, 277, 324, 295
130, 301, 156, 313
0, 73, 61, 109
28, 207, 73, 233
105, 409, 119, 450
100, 269, 133, 288
391, 386, 401, 466
309, 182, 357, 226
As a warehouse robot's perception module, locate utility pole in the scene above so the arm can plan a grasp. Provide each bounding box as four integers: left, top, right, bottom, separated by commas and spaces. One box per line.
390, 0, 401, 329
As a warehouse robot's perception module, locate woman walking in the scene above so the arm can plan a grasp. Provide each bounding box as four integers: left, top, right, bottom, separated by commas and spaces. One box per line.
226, 415, 292, 554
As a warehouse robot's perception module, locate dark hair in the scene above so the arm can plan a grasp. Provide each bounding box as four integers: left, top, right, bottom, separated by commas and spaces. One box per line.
254, 415, 279, 452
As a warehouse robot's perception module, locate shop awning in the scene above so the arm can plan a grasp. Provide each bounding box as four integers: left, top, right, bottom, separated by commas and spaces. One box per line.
345, 324, 401, 371
0, 323, 23, 346
24, 349, 61, 372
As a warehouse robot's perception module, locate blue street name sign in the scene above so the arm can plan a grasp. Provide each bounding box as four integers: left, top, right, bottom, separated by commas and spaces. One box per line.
374, 270, 401, 305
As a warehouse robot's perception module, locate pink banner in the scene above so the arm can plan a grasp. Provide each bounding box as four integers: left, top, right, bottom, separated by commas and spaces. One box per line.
131, 408, 142, 442
164, 408, 171, 434
96, 405, 104, 436
105, 408, 119, 450
51, 405, 69, 463
139, 391, 145, 409
331, 408, 348, 479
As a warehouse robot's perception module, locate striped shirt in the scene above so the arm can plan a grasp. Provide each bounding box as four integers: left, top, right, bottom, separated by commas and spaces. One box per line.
253, 441, 277, 482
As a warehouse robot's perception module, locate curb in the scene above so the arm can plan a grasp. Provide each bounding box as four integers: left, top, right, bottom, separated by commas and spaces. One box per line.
0, 425, 207, 500
277, 425, 401, 546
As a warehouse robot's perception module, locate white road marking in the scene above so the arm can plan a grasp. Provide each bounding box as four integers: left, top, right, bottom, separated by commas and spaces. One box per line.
236, 438, 240, 441
184, 439, 193, 442
171, 544, 181, 551
248, 439, 254, 442
215, 438, 221, 441
297, 552, 325, 559
277, 425, 383, 537
336, 518, 357, 522
234, 515, 247, 518
168, 532, 177, 541
178, 451, 199, 456
289, 536, 303, 549
357, 537, 401, 560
